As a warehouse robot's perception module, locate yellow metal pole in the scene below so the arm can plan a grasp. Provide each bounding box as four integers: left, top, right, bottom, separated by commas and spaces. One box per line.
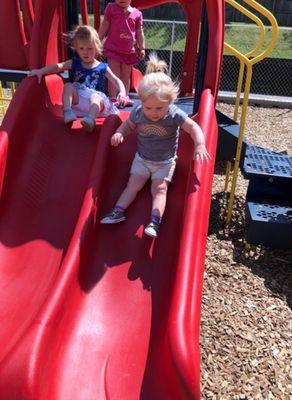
226, 65, 253, 223
223, 0, 267, 207
222, 0, 279, 223
224, 161, 232, 192
225, 0, 266, 56
11, 82, 16, 95
0, 82, 7, 115
233, 60, 245, 121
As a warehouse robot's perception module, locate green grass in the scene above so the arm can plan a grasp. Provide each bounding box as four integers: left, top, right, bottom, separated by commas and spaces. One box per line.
143, 22, 187, 52
224, 24, 292, 58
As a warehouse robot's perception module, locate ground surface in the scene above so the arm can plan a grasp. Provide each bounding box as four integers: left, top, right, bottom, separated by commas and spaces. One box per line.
202, 103, 292, 400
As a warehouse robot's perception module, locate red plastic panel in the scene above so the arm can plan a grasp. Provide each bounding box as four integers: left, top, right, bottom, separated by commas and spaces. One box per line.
22, 0, 35, 42
0, 0, 27, 69
80, 0, 90, 25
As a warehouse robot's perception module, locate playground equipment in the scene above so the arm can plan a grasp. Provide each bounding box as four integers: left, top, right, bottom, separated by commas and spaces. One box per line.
0, 0, 223, 399
217, 1, 292, 249
0, 0, 34, 113
243, 145, 292, 249
222, 0, 279, 223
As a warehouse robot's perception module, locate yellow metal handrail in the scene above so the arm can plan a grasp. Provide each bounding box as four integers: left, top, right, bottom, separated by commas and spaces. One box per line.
223, 0, 279, 224
0, 81, 17, 119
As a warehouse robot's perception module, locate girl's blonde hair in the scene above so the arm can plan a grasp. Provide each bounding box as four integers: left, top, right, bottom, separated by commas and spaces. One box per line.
64, 25, 103, 57
138, 52, 179, 103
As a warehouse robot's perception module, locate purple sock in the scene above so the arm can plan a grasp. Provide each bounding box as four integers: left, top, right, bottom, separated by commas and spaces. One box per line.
151, 214, 161, 224
114, 205, 125, 213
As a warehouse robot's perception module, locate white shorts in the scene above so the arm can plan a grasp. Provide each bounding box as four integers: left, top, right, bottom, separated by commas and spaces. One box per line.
71, 86, 119, 118
130, 153, 176, 182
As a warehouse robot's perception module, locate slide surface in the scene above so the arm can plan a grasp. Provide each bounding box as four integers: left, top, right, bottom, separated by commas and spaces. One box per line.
0, 76, 217, 400
0, 75, 101, 361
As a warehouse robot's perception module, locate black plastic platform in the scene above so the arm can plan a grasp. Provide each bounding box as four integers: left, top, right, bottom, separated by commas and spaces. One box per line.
246, 200, 292, 249
243, 145, 292, 249
246, 176, 291, 203
127, 95, 195, 116
243, 144, 292, 181
215, 110, 247, 165
175, 96, 195, 116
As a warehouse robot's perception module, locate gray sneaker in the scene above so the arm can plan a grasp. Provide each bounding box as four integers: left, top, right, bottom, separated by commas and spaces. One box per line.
100, 209, 126, 224
144, 221, 160, 238
81, 115, 95, 132
63, 108, 77, 124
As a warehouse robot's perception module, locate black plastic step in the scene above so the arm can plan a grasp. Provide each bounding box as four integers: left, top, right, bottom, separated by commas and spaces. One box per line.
215, 110, 247, 165
246, 200, 292, 249
243, 144, 292, 181
246, 176, 291, 203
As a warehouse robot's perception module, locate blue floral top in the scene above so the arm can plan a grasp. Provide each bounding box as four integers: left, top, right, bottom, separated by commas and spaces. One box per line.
71, 57, 108, 92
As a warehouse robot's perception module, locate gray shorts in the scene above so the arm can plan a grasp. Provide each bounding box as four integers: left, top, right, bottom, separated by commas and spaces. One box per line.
130, 153, 176, 182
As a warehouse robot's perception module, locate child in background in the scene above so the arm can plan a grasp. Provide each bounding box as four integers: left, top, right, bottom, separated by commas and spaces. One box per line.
99, 0, 145, 105
101, 53, 210, 238
29, 25, 127, 132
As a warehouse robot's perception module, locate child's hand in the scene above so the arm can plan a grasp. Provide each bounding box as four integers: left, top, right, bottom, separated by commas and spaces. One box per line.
111, 132, 124, 147
116, 93, 127, 107
138, 48, 146, 60
194, 144, 211, 163
28, 69, 43, 84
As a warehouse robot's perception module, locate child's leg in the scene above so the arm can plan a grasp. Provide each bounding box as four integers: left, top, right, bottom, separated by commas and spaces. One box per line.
120, 63, 132, 96
150, 179, 169, 220
116, 173, 148, 209
100, 174, 148, 224
81, 93, 103, 132
144, 178, 168, 238
88, 93, 103, 118
62, 83, 78, 124
108, 58, 121, 98
62, 82, 78, 110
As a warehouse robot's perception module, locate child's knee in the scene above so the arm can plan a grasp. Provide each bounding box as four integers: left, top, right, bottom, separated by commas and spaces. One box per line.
90, 93, 102, 106
151, 180, 168, 196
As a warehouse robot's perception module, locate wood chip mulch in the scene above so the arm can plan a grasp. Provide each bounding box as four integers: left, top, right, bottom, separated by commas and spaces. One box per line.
201, 103, 292, 400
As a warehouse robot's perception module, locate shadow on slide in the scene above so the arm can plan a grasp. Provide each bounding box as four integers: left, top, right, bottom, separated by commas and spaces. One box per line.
0, 74, 218, 399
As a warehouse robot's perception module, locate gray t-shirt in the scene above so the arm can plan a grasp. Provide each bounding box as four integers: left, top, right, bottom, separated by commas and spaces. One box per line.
129, 104, 188, 162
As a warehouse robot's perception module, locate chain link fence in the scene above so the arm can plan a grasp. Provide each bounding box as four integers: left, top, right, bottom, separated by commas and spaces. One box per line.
222, 24, 292, 97
137, 19, 186, 82
139, 19, 292, 98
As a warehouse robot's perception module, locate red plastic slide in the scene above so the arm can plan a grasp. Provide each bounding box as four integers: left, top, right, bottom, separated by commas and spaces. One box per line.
0, 0, 33, 69
0, 0, 224, 398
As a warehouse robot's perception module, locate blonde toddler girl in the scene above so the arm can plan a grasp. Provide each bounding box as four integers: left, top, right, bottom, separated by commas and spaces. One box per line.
101, 53, 210, 238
